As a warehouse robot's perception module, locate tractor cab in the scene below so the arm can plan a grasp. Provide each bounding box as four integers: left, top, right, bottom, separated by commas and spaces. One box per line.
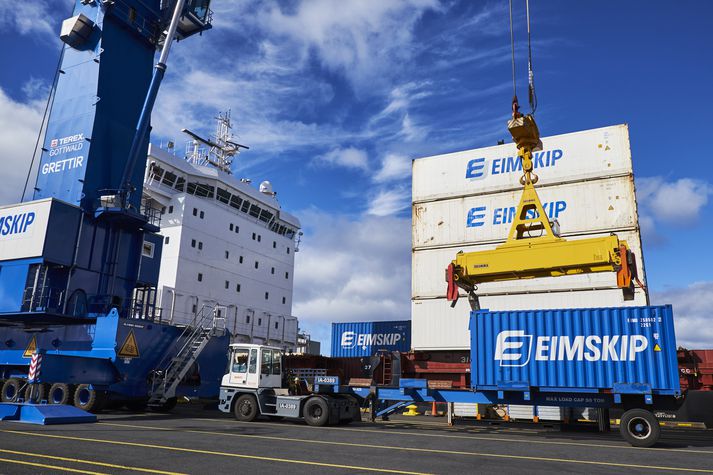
222, 344, 282, 390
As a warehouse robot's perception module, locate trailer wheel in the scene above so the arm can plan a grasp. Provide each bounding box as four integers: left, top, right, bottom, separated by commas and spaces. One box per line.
303, 397, 330, 427
1, 378, 22, 402
233, 394, 259, 422
48, 383, 74, 405
620, 408, 660, 447
23, 383, 48, 404
73, 384, 106, 413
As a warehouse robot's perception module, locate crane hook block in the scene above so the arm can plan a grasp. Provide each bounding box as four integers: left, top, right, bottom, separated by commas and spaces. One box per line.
508, 114, 543, 152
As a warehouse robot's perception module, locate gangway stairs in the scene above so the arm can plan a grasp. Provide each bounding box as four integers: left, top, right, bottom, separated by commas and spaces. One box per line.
148, 305, 226, 409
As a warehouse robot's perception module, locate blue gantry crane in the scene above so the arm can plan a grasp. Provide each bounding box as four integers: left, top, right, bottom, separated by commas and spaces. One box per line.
0, 0, 229, 423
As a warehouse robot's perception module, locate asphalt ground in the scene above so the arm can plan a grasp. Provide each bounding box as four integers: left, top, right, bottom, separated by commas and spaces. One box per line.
1, 404, 713, 474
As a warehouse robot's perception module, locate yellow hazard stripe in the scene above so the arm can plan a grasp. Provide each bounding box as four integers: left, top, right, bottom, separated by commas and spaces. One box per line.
0, 456, 107, 475
0, 448, 185, 475
97, 422, 713, 473
0, 430, 428, 475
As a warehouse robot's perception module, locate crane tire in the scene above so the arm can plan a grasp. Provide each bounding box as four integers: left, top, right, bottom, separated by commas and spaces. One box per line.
1, 378, 22, 402
24, 383, 48, 404
48, 383, 74, 405
73, 384, 106, 413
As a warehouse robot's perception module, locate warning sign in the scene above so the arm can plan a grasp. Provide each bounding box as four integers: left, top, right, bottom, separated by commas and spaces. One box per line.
654, 344, 662, 352
23, 336, 37, 358
118, 331, 140, 358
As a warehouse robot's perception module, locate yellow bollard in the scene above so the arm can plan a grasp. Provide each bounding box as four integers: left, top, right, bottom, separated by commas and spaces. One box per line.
403, 404, 420, 416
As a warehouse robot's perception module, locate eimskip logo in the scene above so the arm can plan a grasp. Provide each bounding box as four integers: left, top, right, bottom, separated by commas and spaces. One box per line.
494, 330, 533, 367
494, 330, 651, 366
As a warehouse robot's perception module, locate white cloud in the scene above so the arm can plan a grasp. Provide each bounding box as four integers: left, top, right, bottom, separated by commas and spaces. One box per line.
315, 147, 369, 171
0, 0, 71, 42
254, 0, 442, 93
637, 176, 712, 225
367, 187, 411, 216
21, 77, 50, 102
652, 282, 713, 348
373, 153, 411, 183
293, 210, 411, 346
0, 88, 45, 205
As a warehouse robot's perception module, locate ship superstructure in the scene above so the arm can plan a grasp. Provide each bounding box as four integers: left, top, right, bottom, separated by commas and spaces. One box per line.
143, 113, 301, 350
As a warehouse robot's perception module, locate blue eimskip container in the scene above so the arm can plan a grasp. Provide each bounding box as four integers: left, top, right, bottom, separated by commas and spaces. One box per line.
331, 320, 411, 357
470, 306, 680, 395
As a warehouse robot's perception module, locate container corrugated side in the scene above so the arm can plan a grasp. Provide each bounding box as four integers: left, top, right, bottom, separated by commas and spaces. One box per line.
412, 230, 645, 298
470, 306, 680, 394
411, 290, 649, 351
331, 320, 411, 357
413, 175, 637, 249
412, 124, 632, 203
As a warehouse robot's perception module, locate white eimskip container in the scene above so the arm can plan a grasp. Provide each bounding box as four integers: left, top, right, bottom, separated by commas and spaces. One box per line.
412, 124, 632, 203
411, 287, 649, 350
412, 175, 638, 249
412, 229, 645, 298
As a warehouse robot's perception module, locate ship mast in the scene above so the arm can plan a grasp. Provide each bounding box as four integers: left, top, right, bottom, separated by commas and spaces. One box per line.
182, 110, 249, 173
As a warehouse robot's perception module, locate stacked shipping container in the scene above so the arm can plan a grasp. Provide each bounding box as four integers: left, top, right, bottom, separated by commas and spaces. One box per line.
411, 124, 648, 351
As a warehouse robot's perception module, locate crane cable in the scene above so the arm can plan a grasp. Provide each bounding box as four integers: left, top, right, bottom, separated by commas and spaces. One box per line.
508, 0, 519, 117
526, 0, 537, 114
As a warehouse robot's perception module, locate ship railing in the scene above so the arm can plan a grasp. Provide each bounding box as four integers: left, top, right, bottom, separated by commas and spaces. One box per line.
21, 286, 65, 314
95, 189, 162, 227
141, 198, 162, 227
125, 299, 163, 323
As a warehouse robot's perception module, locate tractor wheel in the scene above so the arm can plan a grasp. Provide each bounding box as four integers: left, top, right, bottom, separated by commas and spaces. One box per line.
233, 394, 259, 422
303, 397, 330, 427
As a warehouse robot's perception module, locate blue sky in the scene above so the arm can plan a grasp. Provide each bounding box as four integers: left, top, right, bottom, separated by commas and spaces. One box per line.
1, 1, 712, 351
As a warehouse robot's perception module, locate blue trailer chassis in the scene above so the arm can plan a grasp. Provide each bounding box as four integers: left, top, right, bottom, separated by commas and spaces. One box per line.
315, 377, 679, 417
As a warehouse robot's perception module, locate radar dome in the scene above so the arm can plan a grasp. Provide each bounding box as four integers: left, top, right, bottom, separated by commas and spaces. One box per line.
259, 181, 274, 195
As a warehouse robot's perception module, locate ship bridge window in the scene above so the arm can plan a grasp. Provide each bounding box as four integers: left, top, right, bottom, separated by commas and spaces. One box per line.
286, 229, 295, 239
217, 187, 231, 204
187, 182, 215, 198
249, 204, 261, 218
162, 171, 178, 187
259, 209, 273, 223
174, 177, 185, 191
229, 194, 243, 210
241, 200, 250, 213
149, 164, 164, 181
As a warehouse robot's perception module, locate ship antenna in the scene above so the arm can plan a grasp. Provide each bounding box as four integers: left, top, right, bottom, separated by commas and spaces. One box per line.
181, 110, 249, 174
